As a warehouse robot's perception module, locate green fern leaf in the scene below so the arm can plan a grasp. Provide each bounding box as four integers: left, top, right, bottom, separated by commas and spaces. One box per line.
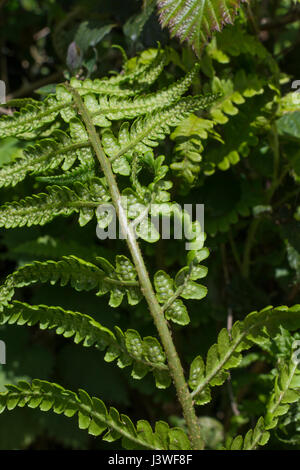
0, 96, 65, 140
102, 94, 217, 161
0, 49, 168, 140
207, 71, 265, 125
170, 114, 221, 183
154, 249, 209, 325
0, 178, 109, 228
70, 47, 167, 97
0, 185, 78, 228
154, 271, 190, 325
0, 130, 91, 189
226, 416, 270, 450
0, 256, 107, 308
0, 301, 169, 383
189, 304, 300, 405
264, 358, 300, 432
80, 63, 200, 126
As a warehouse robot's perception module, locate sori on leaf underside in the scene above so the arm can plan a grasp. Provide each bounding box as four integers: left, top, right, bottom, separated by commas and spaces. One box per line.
0, 44, 299, 451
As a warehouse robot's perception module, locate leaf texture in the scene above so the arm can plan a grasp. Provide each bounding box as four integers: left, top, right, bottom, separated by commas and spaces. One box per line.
157, 0, 247, 56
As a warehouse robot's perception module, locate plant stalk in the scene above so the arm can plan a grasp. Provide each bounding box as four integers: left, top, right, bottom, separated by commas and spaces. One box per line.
67, 84, 204, 451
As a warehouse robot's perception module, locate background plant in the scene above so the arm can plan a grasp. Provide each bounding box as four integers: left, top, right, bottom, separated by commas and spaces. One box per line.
0, 0, 299, 450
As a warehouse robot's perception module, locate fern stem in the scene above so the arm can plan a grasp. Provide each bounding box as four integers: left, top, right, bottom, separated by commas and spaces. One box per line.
2, 102, 66, 133
191, 334, 244, 399
68, 84, 204, 451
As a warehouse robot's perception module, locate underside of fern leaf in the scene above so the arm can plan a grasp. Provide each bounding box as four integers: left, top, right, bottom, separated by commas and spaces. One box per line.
0, 35, 297, 452
0, 380, 190, 450
157, 0, 248, 56
0, 301, 170, 387
189, 304, 300, 405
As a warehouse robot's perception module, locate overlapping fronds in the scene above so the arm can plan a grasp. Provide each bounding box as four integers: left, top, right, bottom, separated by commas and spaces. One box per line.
0, 48, 204, 143
0, 38, 296, 451
79, 62, 200, 126
170, 71, 266, 183
0, 380, 190, 449
170, 114, 221, 183
0, 301, 171, 387
207, 71, 265, 125
102, 94, 217, 161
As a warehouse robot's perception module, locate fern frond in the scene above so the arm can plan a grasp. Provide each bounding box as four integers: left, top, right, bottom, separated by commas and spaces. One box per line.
264, 357, 300, 433
70, 48, 168, 97
170, 73, 267, 183
126, 47, 168, 88
227, 356, 300, 450
0, 49, 168, 140
0, 178, 109, 228
59, 64, 202, 129
157, 0, 247, 56
102, 94, 217, 161
0, 380, 191, 449
0, 95, 65, 139
0, 255, 141, 310
207, 71, 265, 124
226, 417, 270, 450
189, 304, 300, 405
0, 301, 169, 384
170, 114, 221, 183
0, 185, 77, 228
0, 130, 92, 189
81, 63, 200, 126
